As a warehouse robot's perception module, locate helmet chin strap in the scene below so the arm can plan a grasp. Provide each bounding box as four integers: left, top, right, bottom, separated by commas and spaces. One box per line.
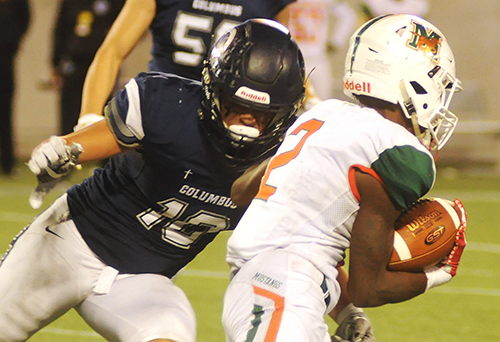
399, 80, 435, 152
411, 114, 423, 139
411, 114, 427, 144
399, 80, 415, 119
411, 114, 438, 156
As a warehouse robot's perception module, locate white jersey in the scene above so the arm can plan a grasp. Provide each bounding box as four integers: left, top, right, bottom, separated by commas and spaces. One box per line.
227, 99, 435, 282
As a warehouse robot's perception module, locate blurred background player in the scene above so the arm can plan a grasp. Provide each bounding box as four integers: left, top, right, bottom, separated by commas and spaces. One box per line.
50, 0, 125, 135
287, 0, 356, 102
74, 0, 297, 131
359, 0, 428, 21
222, 14, 466, 342
0, 19, 305, 342
0, 0, 31, 175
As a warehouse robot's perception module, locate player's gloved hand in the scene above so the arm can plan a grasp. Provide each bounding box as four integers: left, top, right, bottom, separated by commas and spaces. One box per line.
332, 304, 376, 342
424, 198, 467, 291
27, 136, 83, 209
28, 136, 81, 179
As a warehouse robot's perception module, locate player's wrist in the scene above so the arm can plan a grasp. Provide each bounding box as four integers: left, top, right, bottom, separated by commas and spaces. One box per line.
335, 303, 365, 324
424, 265, 452, 291
74, 113, 104, 132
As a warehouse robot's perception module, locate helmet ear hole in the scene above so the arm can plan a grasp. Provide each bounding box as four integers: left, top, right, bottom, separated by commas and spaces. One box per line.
410, 81, 427, 95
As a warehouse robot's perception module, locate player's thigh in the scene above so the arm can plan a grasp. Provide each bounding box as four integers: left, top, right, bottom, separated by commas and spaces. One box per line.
222, 251, 331, 342
0, 195, 101, 341
77, 273, 196, 342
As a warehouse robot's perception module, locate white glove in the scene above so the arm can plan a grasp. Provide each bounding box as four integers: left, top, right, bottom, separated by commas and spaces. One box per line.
27, 136, 82, 209
28, 136, 70, 177
333, 304, 376, 342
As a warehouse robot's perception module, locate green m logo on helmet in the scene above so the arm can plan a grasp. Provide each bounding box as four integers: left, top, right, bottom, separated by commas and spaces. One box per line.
406, 20, 442, 63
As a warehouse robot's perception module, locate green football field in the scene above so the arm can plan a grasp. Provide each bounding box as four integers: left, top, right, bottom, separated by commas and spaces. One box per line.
1, 163, 499, 341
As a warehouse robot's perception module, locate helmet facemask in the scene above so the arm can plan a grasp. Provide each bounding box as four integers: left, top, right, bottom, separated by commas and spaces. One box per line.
400, 66, 461, 150
201, 66, 301, 168
199, 19, 306, 168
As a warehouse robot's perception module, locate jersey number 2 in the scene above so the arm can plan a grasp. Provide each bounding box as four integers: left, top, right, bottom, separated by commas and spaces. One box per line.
255, 119, 324, 201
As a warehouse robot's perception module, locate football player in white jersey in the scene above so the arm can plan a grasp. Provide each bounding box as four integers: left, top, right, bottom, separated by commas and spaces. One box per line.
222, 14, 467, 342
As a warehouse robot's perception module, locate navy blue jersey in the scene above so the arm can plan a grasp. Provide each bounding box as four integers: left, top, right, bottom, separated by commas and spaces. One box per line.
149, 0, 296, 79
67, 72, 246, 277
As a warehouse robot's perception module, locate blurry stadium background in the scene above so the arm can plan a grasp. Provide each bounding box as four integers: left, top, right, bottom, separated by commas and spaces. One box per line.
1, 0, 499, 340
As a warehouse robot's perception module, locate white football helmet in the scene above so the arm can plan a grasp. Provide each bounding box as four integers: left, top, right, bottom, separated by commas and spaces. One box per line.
343, 14, 462, 150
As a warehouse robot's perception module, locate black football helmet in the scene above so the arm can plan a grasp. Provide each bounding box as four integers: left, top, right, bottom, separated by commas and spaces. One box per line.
200, 19, 306, 168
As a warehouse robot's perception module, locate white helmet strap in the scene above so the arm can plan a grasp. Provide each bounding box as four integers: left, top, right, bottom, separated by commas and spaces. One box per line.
398, 79, 416, 119
411, 114, 433, 150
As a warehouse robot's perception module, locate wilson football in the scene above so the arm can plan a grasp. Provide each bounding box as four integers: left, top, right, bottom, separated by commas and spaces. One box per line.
387, 198, 461, 272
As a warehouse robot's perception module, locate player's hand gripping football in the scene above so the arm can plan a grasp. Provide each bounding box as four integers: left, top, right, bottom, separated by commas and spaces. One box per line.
332, 304, 376, 342
424, 199, 467, 290
27, 136, 83, 209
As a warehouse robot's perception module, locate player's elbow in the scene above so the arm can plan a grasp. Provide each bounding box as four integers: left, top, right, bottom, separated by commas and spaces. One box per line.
348, 279, 388, 307
349, 291, 377, 308
94, 41, 126, 66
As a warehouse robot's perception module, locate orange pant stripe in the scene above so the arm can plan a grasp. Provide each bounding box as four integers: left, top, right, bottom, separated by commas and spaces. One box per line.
252, 285, 285, 342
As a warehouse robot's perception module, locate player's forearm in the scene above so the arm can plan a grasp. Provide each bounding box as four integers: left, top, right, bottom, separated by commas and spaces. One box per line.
328, 266, 351, 322
62, 119, 128, 163
348, 244, 428, 307
231, 158, 270, 206
348, 226, 428, 307
348, 170, 428, 307
80, 49, 122, 117
79, 0, 156, 118
356, 272, 427, 307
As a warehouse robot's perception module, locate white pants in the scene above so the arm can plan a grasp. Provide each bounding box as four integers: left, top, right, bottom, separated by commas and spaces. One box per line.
0, 194, 196, 342
222, 250, 339, 342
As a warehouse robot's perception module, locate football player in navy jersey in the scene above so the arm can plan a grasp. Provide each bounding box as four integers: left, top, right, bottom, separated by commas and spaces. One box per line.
74, 0, 297, 130
70, 0, 374, 340
0, 20, 304, 342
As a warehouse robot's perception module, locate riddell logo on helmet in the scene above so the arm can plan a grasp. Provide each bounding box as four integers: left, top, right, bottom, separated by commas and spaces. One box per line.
235, 86, 270, 104
343, 80, 371, 93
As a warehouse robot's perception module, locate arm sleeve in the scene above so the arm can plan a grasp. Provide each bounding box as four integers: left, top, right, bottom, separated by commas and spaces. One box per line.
105, 77, 145, 148
371, 145, 435, 209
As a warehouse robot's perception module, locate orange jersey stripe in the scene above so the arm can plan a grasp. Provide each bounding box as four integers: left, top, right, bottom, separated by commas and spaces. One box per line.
348, 164, 386, 202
